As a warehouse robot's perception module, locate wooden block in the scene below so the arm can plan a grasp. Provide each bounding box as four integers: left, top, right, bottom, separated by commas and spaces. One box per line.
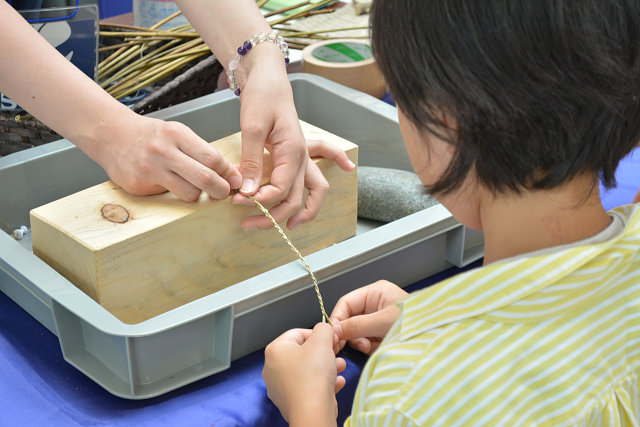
30, 121, 358, 324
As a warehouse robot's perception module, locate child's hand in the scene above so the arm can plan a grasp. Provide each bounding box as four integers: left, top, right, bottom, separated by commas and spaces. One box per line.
233, 138, 356, 230
262, 323, 347, 425
330, 280, 409, 355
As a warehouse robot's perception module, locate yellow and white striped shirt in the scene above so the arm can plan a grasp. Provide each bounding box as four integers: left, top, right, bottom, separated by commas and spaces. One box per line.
346, 204, 640, 426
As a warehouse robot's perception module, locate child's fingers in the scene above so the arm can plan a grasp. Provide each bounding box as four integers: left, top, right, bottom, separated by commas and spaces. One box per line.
275, 328, 313, 345
335, 375, 346, 394
348, 337, 373, 354
368, 341, 383, 353
334, 307, 398, 342
307, 322, 336, 347
336, 357, 347, 374
333, 332, 343, 354
330, 280, 403, 323
330, 286, 375, 323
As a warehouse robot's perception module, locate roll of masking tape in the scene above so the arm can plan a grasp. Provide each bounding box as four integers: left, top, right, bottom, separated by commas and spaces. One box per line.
302, 39, 386, 98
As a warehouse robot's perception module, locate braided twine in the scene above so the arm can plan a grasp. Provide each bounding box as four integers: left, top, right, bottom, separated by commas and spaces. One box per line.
248, 195, 331, 324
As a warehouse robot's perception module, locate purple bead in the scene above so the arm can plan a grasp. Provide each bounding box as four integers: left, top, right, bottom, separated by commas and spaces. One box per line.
234, 88, 241, 96
237, 46, 246, 55
243, 41, 252, 51
285, 57, 290, 64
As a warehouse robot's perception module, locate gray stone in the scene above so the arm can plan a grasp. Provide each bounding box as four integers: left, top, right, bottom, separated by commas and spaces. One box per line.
358, 166, 439, 223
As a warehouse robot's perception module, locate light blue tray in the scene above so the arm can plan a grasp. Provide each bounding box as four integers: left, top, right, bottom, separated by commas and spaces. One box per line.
0, 74, 483, 398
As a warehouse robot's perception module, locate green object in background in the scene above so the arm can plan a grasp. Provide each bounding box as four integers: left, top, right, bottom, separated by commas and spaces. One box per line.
311, 42, 373, 63
262, 0, 327, 16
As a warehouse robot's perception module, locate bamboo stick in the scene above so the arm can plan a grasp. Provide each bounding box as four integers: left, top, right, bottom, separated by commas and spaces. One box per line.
263, 0, 310, 18
99, 40, 160, 80
100, 22, 157, 32
267, 0, 336, 26
110, 53, 208, 100
278, 26, 368, 38
107, 46, 201, 93
100, 30, 198, 38
143, 46, 210, 67
99, 41, 141, 53
100, 39, 184, 88
100, 30, 198, 81
149, 9, 183, 29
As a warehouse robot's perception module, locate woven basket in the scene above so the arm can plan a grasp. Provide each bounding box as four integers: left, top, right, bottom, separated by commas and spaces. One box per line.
132, 54, 223, 115
0, 55, 223, 157
0, 112, 60, 157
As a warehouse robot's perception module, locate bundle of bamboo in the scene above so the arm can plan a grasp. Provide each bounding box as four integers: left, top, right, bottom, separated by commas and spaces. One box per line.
98, 1, 367, 101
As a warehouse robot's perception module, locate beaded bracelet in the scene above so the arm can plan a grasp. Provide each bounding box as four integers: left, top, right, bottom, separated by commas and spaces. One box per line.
226, 31, 290, 97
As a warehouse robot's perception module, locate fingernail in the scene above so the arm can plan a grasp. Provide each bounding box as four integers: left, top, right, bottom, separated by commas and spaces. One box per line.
240, 179, 255, 194
347, 160, 355, 168
290, 222, 300, 230
243, 226, 258, 232
230, 175, 242, 189
333, 323, 342, 337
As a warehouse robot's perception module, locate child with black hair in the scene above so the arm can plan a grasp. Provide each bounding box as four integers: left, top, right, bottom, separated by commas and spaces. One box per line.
262, 0, 640, 425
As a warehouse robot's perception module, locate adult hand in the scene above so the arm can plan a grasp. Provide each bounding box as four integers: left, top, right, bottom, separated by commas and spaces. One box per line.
96, 113, 242, 202
330, 280, 409, 355
263, 323, 346, 426
229, 46, 312, 229
234, 136, 356, 230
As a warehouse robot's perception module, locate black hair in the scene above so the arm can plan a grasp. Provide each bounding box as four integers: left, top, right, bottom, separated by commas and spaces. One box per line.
371, 0, 640, 195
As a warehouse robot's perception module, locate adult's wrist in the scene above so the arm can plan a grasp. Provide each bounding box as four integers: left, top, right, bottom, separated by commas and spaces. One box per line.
227, 32, 289, 96
72, 101, 139, 170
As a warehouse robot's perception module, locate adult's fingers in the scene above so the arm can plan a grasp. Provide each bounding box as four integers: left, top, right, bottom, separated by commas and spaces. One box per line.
239, 121, 270, 195
286, 160, 329, 230
239, 161, 307, 230
253, 113, 307, 204
167, 153, 232, 200
177, 131, 243, 193
157, 171, 203, 202
155, 121, 241, 199
306, 139, 356, 172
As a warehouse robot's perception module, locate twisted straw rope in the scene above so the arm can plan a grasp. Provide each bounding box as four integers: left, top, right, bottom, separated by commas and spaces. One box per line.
248, 195, 331, 324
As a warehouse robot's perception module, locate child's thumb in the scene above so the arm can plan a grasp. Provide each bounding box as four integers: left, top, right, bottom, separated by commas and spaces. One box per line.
308, 322, 336, 346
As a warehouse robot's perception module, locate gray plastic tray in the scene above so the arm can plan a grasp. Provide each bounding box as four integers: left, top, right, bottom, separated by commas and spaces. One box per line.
0, 74, 483, 399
